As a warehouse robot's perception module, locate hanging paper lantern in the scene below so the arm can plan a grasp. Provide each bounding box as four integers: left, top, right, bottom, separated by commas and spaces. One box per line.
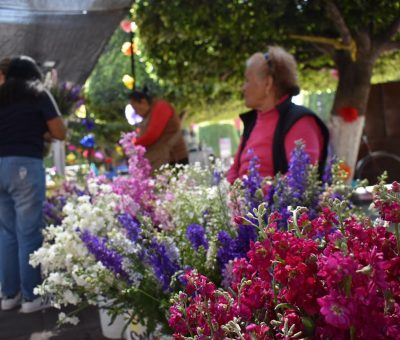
122, 74, 135, 90
80, 135, 95, 148
94, 151, 104, 161
66, 153, 76, 164
120, 19, 132, 33
121, 42, 135, 56
115, 145, 123, 156
130, 21, 138, 32
67, 144, 77, 151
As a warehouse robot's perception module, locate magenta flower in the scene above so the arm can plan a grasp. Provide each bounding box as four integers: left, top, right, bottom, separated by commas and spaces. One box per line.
318, 294, 354, 329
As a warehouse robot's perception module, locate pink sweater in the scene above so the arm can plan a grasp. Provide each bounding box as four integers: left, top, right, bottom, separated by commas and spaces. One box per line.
227, 106, 324, 183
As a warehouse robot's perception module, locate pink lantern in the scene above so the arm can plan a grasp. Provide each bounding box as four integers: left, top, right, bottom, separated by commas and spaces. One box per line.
120, 19, 132, 33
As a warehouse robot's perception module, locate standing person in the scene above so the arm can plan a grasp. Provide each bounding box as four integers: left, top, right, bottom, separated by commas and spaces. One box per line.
0, 58, 10, 300
129, 89, 188, 170
227, 46, 329, 183
0, 56, 66, 313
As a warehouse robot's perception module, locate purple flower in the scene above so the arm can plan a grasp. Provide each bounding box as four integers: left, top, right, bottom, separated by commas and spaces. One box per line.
322, 151, 336, 186
242, 149, 263, 212
186, 224, 208, 251
217, 224, 257, 269
212, 169, 222, 185
81, 118, 95, 132
147, 238, 180, 291
286, 141, 310, 202
79, 229, 129, 281
118, 213, 141, 243
67, 84, 82, 101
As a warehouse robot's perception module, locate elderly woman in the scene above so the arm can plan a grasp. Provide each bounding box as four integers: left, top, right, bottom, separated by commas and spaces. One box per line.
227, 46, 329, 183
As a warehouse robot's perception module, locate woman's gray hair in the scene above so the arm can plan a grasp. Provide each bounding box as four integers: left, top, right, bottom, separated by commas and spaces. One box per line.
246, 46, 300, 97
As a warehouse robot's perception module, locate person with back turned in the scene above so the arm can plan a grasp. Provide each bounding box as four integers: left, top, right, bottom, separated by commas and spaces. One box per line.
0, 56, 66, 313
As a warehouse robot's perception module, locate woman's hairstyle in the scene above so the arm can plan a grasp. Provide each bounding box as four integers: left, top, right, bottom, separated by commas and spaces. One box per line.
129, 86, 152, 103
247, 46, 300, 98
6, 56, 43, 81
0, 55, 44, 104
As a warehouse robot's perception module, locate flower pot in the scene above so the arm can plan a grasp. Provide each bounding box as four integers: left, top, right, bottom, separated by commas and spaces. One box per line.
98, 307, 127, 339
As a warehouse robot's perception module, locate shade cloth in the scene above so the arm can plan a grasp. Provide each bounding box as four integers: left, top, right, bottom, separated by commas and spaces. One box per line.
0, 0, 133, 84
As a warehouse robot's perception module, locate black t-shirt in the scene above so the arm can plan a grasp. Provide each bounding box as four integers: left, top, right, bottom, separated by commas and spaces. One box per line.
0, 90, 61, 159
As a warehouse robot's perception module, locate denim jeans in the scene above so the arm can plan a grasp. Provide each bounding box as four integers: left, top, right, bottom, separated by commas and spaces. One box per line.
0, 156, 45, 300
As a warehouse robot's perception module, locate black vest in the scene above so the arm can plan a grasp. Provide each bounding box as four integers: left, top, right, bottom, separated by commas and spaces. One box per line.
238, 97, 330, 176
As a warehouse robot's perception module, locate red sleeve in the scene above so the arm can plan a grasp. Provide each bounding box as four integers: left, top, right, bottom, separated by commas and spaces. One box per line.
134, 100, 174, 146
284, 116, 323, 164
227, 137, 243, 184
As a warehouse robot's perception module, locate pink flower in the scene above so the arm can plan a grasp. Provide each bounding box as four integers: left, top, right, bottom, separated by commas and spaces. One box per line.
318, 294, 354, 329
318, 252, 358, 287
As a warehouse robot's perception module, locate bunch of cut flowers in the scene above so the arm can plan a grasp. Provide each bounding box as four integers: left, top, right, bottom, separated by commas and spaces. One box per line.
169, 174, 400, 339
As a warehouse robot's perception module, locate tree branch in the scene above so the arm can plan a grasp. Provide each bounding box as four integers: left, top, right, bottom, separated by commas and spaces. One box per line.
324, 0, 352, 45
312, 43, 336, 57
380, 41, 400, 54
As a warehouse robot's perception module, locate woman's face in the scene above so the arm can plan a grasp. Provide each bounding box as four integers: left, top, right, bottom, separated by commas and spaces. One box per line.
130, 98, 150, 117
242, 64, 270, 110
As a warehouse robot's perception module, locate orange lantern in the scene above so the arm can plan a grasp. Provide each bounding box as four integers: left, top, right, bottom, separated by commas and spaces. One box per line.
121, 42, 135, 56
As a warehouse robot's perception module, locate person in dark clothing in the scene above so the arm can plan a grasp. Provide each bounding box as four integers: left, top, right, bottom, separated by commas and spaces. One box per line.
0, 56, 66, 313
227, 46, 329, 183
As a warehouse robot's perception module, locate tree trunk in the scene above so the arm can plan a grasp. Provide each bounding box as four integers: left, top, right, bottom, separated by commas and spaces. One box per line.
332, 52, 374, 116
329, 52, 375, 180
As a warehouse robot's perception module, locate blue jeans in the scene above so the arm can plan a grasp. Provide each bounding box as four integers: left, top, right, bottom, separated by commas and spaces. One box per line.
0, 156, 45, 300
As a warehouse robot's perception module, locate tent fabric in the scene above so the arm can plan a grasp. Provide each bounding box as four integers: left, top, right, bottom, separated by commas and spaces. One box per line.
0, 0, 133, 84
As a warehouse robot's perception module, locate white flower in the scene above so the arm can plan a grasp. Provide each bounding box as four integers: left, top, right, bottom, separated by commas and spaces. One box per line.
58, 312, 80, 325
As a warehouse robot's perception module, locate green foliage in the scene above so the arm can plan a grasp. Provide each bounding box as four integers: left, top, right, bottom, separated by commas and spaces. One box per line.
132, 0, 400, 118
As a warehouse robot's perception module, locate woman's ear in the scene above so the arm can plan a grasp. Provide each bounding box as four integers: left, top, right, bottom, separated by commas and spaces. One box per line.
264, 74, 274, 96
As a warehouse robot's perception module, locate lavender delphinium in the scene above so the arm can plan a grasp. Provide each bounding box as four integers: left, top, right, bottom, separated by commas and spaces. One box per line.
216, 224, 257, 270
147, 238, 181, 291
79, 229, 129, 281
118, 213, 142, 243
43, 201, 62, 226
322, 151, 337, 186
43, 195, 67, 226
212, 169, 222, 186
266, 141, 318, 229
286, 140, 310, 203
186, 224, 208, 251
242, 149, 263, 212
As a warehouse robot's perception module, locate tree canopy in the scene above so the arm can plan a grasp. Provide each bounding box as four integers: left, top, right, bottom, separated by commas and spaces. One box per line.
133, 0, 400, 116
